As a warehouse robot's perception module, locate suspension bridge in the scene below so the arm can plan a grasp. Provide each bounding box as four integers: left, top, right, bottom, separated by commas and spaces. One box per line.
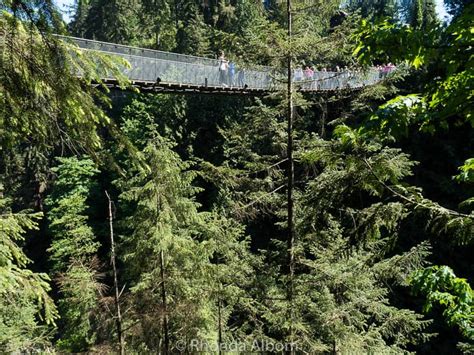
61, 35, 383, 95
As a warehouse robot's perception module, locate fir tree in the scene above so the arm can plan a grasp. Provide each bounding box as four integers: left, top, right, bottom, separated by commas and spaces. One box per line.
1, 0, 472, 352
46, 156, 102, 352
114, 109, 260, 351
0, 192, 57, 352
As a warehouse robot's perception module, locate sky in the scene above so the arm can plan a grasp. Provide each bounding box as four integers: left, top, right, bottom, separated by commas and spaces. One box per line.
54, 0, 74, 22
54, 0, 450, 24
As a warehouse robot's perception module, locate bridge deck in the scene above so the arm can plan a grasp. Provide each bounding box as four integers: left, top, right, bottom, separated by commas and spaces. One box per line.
60, 35, 382, 94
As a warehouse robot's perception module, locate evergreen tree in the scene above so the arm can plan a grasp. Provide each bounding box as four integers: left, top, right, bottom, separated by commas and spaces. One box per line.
71, 0, 143, 45
46, 156, 103, 352
0, 7, 126, 156
113, 106, 260, 351
0, 192, 57, 352
69, 0, 90, 37
1, 2, 127, 351
344, 0, 399, 20
175, 4, 211, 56
290, 133, 432, 351
1, 0, 472, 352
444, 0, 470, 18
404, 0, 439, 29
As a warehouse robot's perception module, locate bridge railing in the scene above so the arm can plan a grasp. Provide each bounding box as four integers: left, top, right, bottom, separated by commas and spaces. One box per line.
58, 35, 383, 91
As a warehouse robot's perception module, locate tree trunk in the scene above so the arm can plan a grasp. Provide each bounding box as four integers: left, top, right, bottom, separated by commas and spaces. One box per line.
218, 296, 222, 355
160, 249, 170, 354
321, 95, 327, 139
105, 190, 125, 355
286, 0, 295, 349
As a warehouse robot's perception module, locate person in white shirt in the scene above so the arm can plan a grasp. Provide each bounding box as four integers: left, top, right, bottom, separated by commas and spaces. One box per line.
294, 67, 303, 82
218, 52, 229, 86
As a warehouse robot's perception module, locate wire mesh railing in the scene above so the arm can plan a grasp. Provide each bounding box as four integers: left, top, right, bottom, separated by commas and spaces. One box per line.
58, 35, 383, 91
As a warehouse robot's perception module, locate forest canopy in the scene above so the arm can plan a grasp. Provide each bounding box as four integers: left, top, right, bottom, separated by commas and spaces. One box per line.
0, 0, 473, 353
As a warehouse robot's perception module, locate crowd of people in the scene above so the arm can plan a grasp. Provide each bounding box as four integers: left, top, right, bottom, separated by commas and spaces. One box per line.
376, 63, 396, 78
217, 51, 396, 89
218, 52, 245, 87
292, 63, 397, 90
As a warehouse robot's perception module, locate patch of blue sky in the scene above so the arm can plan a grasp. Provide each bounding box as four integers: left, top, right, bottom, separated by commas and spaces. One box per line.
54, 0, 74, 23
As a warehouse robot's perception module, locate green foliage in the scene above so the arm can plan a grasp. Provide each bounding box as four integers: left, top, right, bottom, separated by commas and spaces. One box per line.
344, 0, 399, 20
352, 5, 473, 234
0, 2, 130, 351
208, 98, 286, 218
116, 132, 258, 351
353, 19, 432, 68
253, 135, 433, 352
364, 94, 427, 139
46, 157, 100, 271
175, 7, 211, 56
455, 158, 474, 183
353, 4, 473, 127
298, 135, 417, 241
0, 194, 57, 351
331, 125, 474, 243
55, 259, 105, 352
0, 9, 127, 156
291, 240, 431, 352
47, 156, 99, 195
1, 0, 473, 353
70, 0, 264, 56
0, 1, 64, 30
410, 266, 473, 342
0, 291, 53, 352
46, 156, 102, 351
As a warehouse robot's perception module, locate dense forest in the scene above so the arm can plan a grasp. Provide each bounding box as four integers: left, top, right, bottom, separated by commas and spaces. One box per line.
1, 0, 473, 353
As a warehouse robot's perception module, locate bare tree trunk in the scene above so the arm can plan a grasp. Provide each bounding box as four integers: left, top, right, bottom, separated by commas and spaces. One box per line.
160, 249, 170, 354
286, 0, 295, 349
174, 0, 179, 30
105, 190, 125, 355
321, 95, 327, 139
218, 296, 222, 355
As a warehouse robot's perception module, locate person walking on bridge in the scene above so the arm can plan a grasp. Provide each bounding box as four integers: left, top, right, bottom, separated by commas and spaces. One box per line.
294, 67, 303, 82
304, 66, 314, 89
237, 68, 245, 87
219, 52, 229, 86
229, 61, 236, 86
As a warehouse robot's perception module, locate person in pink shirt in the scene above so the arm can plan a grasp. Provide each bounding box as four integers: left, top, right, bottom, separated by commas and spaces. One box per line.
303, 66, 314, 89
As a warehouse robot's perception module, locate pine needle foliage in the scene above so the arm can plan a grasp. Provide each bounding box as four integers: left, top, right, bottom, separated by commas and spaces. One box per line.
282, 134, 433, 352
116, 124, 259, 351
0, 0, 471, 352
0, 8, 128, 155
45, 156, 102, 351
46, 156, 100, 271
0, 194, 57, 352
55, 258, 106, 352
